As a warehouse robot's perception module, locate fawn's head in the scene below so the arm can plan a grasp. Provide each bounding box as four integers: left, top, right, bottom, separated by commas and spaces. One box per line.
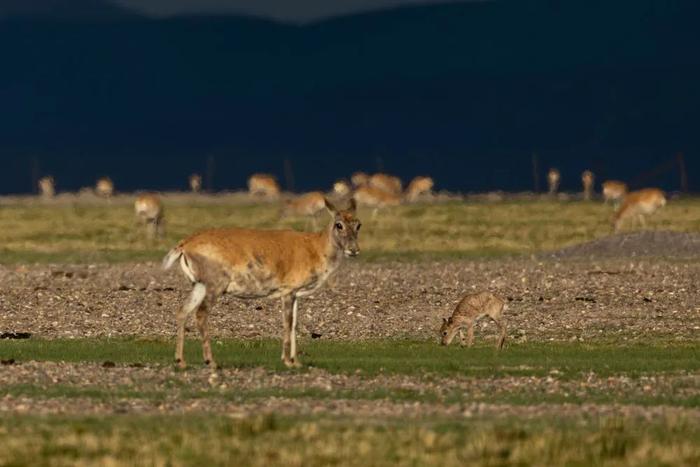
325, 197, 361, 257
439, 317, 460, 346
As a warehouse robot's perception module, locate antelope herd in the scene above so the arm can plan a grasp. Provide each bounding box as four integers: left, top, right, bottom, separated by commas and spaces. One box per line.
29, 166, 672, 367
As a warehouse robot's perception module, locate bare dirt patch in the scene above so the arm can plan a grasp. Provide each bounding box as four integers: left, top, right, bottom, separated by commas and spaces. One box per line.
0, 258, 698, 342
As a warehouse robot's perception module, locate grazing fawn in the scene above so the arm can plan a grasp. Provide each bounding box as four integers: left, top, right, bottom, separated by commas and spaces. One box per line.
369, 173, 403, 195
189, 174, 202, 193
163, 197, 361, 368
95, 177, 114, 198
602, 180, 628, 205
280, 191, 326, 230
405, 176, 434, 201
134, 194, 164, 238
440, 292, 507, 350
248, 173, 281, 199
581, 170, 594, 201
547, 168, 560, 196
38, 176, 55, 198
613, 188, 666, 232
351, 172, 370, 188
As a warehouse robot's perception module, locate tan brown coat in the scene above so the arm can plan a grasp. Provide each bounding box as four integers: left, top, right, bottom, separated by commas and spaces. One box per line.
95, 177, 114, 198
405, 176, 434, 201
440, 292, 507, 350
134, 193, 164, 238
547, 168, 560, 195
613, 188, 666, 232
38, 176, 55, 198
163, 198, 361, 368
248, 174, 280, 198
189, 174, 202, 193
369, 173, 402, 195
602, 180, 628, 204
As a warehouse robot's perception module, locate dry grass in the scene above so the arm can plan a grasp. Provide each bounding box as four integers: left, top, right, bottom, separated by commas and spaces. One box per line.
1, 193, 699, 263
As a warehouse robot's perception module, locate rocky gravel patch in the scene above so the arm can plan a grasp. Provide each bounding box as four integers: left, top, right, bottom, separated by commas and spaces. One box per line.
1, 258, 698, 342
1, 362, 698, 418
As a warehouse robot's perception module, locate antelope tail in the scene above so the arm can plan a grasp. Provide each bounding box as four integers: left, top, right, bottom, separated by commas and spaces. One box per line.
162, 247, 183, 270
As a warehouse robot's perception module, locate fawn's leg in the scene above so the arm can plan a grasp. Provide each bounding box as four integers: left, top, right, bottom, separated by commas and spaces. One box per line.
466, 320, 475, 347
176, 282, 206, 368
494, 318, 507, 350
458, 329, 466, 347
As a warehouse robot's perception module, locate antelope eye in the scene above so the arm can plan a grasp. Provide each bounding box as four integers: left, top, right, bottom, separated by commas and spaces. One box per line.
335, 222, 343, 230
356, 224, 362, 231
442, 332, 447, 336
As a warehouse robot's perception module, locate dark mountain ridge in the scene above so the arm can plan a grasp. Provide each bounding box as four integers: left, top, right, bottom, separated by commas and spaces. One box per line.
1, 0, 698, 193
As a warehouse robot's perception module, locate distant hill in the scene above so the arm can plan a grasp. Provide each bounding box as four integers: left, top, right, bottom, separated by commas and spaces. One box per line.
1, 0, 699, 193
0, 0, 139, 20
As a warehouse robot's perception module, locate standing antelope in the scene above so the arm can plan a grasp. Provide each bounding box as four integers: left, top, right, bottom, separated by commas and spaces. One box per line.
547, 168, 560, 196
332, 180, 352, 198
354, 185, 401, 218
369, 173, 402, 195
602, 180, 628, 205
581, 170, 595, 201
613, 188, 666, 232
95, 177, 114, 198
351, 172, 370, 188
134, 194, 164, 238
440, 292, 507, 350
38, 176, 55, 198
189, 174, 202, 193
163, 197, 361, 368
248, 173, 280, 199
405, 176, 434, 201
279, 191, 326, 230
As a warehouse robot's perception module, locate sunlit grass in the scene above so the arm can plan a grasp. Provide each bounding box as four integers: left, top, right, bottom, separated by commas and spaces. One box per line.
2, 338, 698, 378
1, 194, 700, 263
1, 414, 698, 466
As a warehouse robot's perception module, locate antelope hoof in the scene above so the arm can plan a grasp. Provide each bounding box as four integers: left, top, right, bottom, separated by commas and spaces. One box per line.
283, 358, 302, 368
176, 358, 187, 369
205, 360, 219, 369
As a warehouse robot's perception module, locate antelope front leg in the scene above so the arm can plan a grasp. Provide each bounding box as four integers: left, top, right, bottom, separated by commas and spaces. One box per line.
459, 329, 466, 347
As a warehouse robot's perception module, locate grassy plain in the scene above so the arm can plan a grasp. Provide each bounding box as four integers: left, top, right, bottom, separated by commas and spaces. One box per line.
1, 194, 700, 263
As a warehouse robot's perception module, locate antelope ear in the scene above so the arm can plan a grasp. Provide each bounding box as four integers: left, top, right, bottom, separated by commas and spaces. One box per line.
347, 197, 357, 213
442, 317, 448, 324
324, 197, 337, 215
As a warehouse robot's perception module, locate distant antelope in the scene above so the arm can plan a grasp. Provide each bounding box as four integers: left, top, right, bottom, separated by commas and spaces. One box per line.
163, 197, 361, 368
369, 173, 402, 195
354, 185, 401, 218
440, 292, 507, 350
405, 176, 434, 201
189, 174, 202, 193
134, 194, 164, 238
95, 177, 114, 198
351, 172, 370, 188
613, 188, 666, 232
332, 180, 352, 198
280, 191, 326, 229
547, 168, 560, 196
248, 173, 280, 199
38, 176, 55, 198
581, 170, 594, 201
602, 180, 628, 205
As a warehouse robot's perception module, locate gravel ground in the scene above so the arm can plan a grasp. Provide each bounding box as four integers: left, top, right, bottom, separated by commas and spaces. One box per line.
542, 231, 700, 259
0, 257, 698, 342
1, 361, 698, 418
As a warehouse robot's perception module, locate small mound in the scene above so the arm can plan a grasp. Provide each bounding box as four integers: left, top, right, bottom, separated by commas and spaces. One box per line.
544, 231, 700, 259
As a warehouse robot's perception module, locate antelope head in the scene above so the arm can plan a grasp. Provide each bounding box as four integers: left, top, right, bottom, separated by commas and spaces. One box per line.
325, 197, 361, 257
